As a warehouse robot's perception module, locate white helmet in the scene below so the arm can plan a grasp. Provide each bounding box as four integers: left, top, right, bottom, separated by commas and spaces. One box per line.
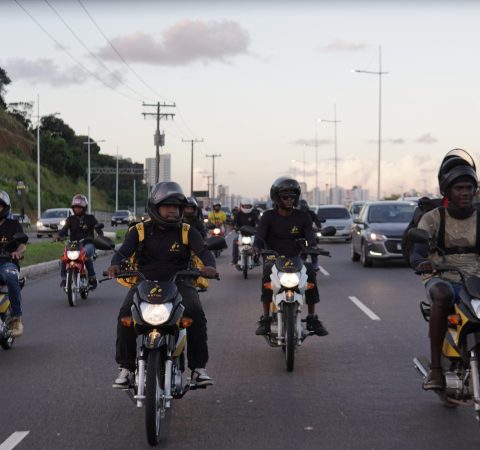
240, 198, 253, 214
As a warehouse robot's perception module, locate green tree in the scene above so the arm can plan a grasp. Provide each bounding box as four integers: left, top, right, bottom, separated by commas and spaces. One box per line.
0, 66, 11, 110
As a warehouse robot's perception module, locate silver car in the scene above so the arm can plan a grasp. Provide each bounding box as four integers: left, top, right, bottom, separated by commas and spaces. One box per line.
316, 205, 353, 242
351, 201, 415, 267
36, 208, 73, 238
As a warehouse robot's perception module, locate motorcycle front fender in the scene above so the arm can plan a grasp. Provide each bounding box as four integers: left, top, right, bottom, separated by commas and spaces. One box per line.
143, 330, 167, 350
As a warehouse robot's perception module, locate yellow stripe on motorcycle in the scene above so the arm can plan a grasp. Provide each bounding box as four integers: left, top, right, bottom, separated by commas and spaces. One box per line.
173, 335, 187, 357
0, 295, 10, 314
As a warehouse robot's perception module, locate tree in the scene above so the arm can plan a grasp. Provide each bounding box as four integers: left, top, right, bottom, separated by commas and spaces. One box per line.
0, 66, 11, 110
7, 102, 33, 129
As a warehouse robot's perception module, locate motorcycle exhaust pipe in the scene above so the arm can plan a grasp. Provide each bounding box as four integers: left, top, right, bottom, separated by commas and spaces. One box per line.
413, 357, 428, 378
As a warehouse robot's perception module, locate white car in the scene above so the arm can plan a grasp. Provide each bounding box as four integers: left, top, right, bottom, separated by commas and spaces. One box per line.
36, 208, 73, 238
316, 205, 353, 242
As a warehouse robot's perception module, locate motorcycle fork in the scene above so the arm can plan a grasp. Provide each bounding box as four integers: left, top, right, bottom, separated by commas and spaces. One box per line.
469, 349, 480, 412
135, 356, 146, 408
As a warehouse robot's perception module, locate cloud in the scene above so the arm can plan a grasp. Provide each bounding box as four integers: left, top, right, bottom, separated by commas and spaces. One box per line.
416, 133, 438, 144
320, 39, 368, 52
96, 19, 250, 66
368, 138, 405, 145
3, 57, 126, 88
291, 138, 332, 146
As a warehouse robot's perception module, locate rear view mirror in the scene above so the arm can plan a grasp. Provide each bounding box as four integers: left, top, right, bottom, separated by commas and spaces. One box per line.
94, 235, 116, 251
12, 232, 28, 244
239, 225, 256, 236
205, 236, 227, 251
95, 223, 105, 230
320, 226, 336, 237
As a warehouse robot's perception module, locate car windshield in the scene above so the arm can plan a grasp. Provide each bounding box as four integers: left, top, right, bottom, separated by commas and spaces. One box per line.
114, 211, 129, 216
351, 204, 364, 214
367, 204, 415, 223
42, 210, 67, 218
317, 208, 350, 220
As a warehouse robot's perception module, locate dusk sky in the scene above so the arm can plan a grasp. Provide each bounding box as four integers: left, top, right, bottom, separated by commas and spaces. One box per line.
2, 0, 480, 199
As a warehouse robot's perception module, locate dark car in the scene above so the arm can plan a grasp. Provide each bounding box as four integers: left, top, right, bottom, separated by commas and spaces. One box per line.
111, 210, 135, 226
351, 201, 416, 267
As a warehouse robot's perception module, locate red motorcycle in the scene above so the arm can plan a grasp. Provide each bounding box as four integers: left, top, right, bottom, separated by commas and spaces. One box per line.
207, 222, 225, 257
60, 239, 93, 307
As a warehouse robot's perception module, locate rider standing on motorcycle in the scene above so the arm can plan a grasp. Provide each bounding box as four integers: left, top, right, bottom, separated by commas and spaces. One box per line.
183, 197, 207, 238
252, 177, 328, 336
107, 182, 217, 388
299, 199, 322, 272
54, 194, 103, 289
410, 149, 479, 390
0, 191, 27, 337
231, 199, 259, 265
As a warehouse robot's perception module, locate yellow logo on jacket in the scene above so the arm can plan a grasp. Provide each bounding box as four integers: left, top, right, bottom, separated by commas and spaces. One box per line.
170, 241, 181, 252
290, 226, 300, 235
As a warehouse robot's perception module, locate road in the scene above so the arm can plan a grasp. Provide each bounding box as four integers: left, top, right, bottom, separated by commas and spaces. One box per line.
1, 237, 480, 449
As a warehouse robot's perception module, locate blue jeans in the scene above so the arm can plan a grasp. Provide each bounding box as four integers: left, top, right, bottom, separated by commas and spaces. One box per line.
60, 243, 96, 278
0, 262, 22, 316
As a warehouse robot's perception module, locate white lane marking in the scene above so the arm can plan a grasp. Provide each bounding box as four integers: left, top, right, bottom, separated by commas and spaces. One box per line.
318, 265, 330, 276
348, 296, 381, 321
0, 432, 30, 450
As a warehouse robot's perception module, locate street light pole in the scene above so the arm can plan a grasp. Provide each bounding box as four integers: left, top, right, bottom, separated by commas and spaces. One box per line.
320, 104, 341, 189
353, 46, 388, 200
83, 129, 105, 214
36, 95, 41, 221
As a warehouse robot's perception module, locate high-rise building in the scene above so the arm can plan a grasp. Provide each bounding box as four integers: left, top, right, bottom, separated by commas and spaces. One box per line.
145, 154, 171, 188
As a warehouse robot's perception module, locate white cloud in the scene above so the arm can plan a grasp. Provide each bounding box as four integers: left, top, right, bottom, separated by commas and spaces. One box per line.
320, 39, 368, 52
416, 133, 438, 144
96, 19, 250, 66
291, 138, 332, 146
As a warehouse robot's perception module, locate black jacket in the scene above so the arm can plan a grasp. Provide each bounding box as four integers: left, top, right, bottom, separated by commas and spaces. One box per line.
58, 214, 103, 241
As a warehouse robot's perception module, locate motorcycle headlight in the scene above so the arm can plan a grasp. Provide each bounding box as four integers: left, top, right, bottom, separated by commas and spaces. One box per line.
279, 272, 300, 288
67, 250, 80, 260
471, 299, 480, 319
316, 232, 322, 238
241, 236, 252, 245
59, 220, 66, 227
213, 228, 221, 235
367, 231, 387, 241
140, 303, 173, 326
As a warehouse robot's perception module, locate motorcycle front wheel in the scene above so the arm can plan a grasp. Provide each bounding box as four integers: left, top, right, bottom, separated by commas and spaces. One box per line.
284, 303, 296, 372
0, 314, 14, 350
66, 270, 78, 307
145, 349, 166, 446
80, 275, 89, 300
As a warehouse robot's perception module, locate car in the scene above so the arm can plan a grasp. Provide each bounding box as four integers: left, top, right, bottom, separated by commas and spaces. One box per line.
348, 201, 365, 220
11, 212, 32, 229
351, 200, 416, 267
316, 205, 353, 242
36, 208, 73, 238
111, 210, 135, 226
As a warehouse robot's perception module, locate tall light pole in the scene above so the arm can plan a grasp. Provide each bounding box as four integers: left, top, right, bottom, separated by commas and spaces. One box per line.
83, 128, 105, 214
206, 154, 221, 200
182, 138, 204, 195
320, 104, 341, 189
353, 46, 389, 200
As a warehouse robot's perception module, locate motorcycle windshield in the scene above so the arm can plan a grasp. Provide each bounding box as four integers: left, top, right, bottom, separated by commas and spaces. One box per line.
136, 280, 179, 305
274, 256, 303, 273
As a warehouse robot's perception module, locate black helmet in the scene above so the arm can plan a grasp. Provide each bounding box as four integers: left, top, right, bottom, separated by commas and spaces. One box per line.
438, 149, 478, 196
147, 182, 187, 228
0, 191, 11, 219
186, 197, 198, 209
270, 177, 301, 207
298, 199, 309, 211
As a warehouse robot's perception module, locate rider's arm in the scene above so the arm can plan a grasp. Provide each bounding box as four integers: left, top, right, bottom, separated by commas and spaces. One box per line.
410, 242, 429, 269
188, 227, 216, 268
93, 216, 104, 236
111, 227, 139, 266
303, 212, 317, 247
253, 211, 269, 249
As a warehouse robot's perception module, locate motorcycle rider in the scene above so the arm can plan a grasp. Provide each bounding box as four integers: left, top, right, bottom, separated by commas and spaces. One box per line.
253, 177, 328, 336
207, 202, 227, 231
183, 197, 207, 238
299, 199, 322, 271
107, 182, 218, 388
53, 194, 103, 289
0, 191, 27, 337
231, 199, 259, 265
410, 149, 479, 390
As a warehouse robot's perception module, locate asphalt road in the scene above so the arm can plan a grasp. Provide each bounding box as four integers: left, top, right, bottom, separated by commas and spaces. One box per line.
2, 237, 480, 449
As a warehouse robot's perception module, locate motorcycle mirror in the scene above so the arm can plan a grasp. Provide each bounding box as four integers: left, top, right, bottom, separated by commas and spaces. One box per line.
205, 236, 227, 251
12, 232, 28, 244
93, 235, 116, 250
320, 226, 336, 237
95, 223, 105, 230
407, 228, 430, 244
239, 225, 256, 236
205, 223, 215, 230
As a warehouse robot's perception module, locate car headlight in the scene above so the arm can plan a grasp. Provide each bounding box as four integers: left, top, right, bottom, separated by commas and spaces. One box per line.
316, 232, 322, 238
140, 303, 173, 326
213, 228, 221, 235
59, 220, 66, 227
241, 236, 252, 244
279, 272, 300, 288
67, 250, 80, 260
37, 221, 43, 227
367, 231, 387, 241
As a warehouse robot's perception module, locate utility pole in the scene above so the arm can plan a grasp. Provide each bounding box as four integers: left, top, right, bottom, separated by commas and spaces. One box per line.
206, 154, 221, 200
204, 175, 212, 199
142, 102, 175, 183
320, 104, 341, 189
182, 138, 204, 195
116, 146, 119, 211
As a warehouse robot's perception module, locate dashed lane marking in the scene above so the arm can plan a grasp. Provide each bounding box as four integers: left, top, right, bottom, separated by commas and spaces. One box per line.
348, 296, 381, 321
0, 432, 30, 450
318, 265, 330, 276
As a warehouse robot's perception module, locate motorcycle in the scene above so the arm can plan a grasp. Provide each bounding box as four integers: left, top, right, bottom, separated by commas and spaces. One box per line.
95, 234, 226, 446
235, 225, 257, 279
206, 222, 225, 257
260, 228, 335, 372
0, 232, 28, 350
410, 228, 480, 422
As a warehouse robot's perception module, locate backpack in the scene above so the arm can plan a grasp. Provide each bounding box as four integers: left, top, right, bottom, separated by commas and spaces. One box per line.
402, 197, 443, 266
116, 221, 209, 289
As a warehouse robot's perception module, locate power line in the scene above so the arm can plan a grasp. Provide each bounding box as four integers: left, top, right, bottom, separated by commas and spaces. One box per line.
44, 0, 151, 102
14, 0, 140, 102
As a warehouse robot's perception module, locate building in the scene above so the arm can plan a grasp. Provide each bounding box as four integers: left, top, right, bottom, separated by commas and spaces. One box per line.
145, 154, 171, 188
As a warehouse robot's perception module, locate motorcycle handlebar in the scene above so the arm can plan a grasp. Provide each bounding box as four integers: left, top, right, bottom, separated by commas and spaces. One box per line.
100, 269, 220, 282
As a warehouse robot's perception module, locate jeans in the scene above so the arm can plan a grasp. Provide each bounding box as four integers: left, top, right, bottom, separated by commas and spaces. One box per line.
116, 281, 209, 372
232, 235, 239, 263
0, 262, 22, 316
60, 243, 96, 278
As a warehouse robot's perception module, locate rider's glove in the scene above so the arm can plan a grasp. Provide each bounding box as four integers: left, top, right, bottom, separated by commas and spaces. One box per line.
201, 266, 217, 278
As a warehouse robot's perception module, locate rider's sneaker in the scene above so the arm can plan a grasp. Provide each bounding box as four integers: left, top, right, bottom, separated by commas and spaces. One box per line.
89, 277, 97, 290
423, 367, 445, 390
112, 368, 133, 389
192, 368, 214, 387
306, 314, 329, 336
11, 317, 23, 337
59, 279, 66, 289
255, 315, 271, 335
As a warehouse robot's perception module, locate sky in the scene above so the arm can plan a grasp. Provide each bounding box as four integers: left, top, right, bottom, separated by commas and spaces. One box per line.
1, 0, 480, 200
